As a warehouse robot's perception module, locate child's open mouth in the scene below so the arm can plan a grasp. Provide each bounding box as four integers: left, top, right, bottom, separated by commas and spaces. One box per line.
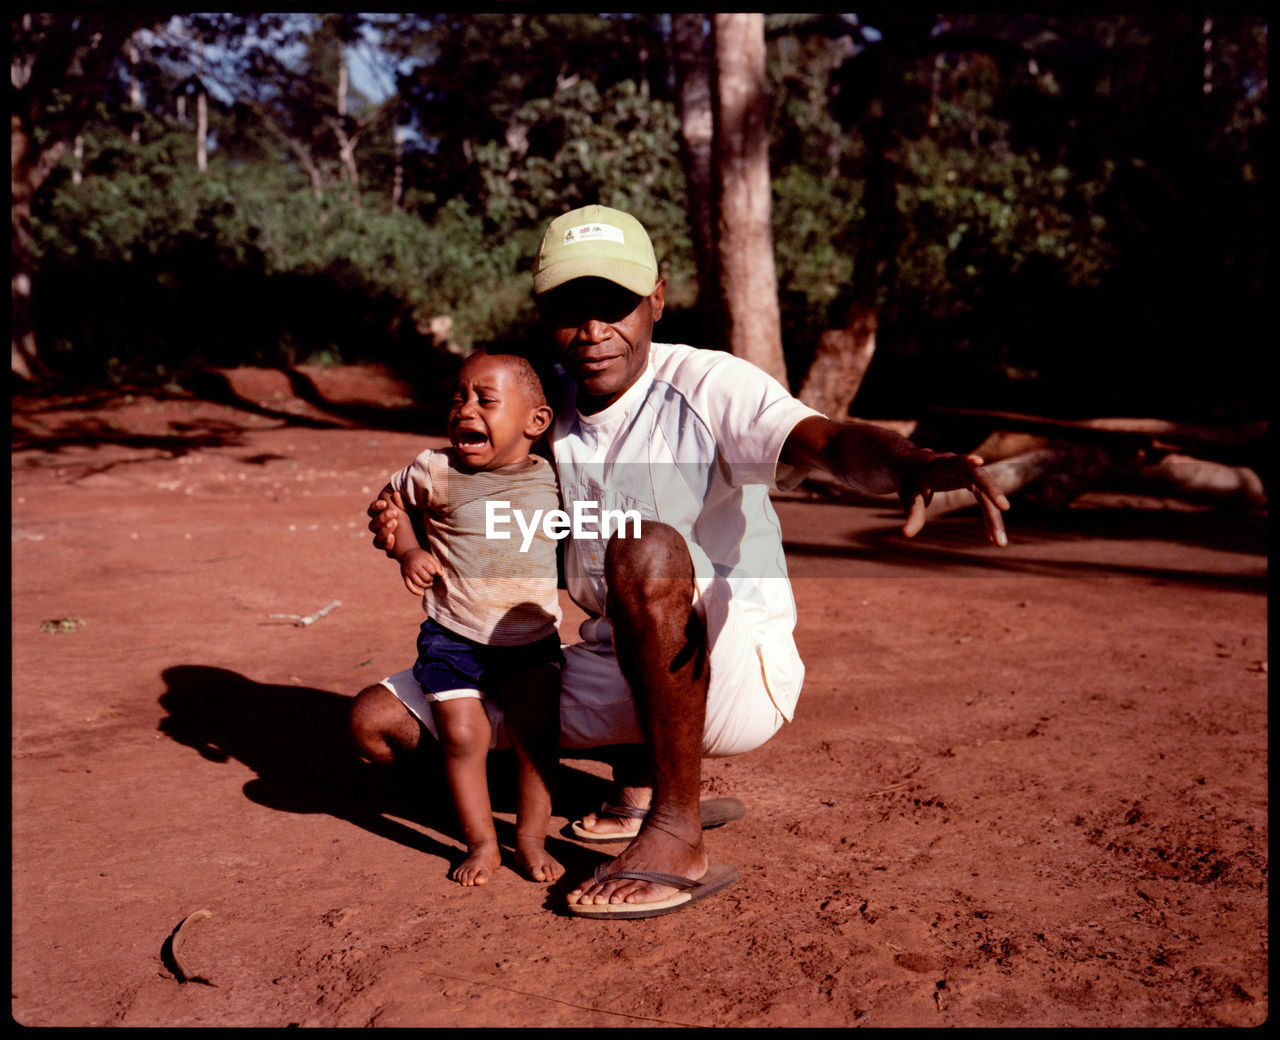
455, 429, 488, 447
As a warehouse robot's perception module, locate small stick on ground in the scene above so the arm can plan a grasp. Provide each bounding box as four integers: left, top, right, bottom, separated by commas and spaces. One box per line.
268, 600, 342, 627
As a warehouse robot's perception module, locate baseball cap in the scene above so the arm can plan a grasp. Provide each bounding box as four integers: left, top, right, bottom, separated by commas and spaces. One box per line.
532, 204, 658, 297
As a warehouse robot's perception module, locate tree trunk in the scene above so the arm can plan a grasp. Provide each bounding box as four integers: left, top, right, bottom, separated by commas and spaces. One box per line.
195, 41, 208, 173
794, 14, 932, 416
11, 12, 147, 380
337, 41, 348, 117
128, 39, 142, 143
392, 123, 405, 209
196, 89, 208, 172
11, 119, 63, 383
332, 40, 361, 208
797, 303, 878, 419
671, 13, 717, 343
254, 105, 326, 200
329, 118, 363, 209
712, 13, 788, 387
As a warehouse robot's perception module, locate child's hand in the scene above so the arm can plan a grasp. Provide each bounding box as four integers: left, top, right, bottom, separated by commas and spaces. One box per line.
401, 548, 444, 595
368, 490, 405, 556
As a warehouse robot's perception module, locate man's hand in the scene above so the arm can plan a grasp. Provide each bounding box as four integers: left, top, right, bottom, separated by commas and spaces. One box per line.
899, 452, 1010, 547
780, 417, 1010, 547
367, 489, 406, 557
400, 547, 444, 595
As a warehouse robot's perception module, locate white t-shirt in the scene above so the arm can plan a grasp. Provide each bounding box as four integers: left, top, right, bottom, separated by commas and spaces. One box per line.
548, 342, 821, 714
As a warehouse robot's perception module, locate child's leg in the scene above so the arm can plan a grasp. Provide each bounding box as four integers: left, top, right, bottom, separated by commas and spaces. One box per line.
429, 697, 501, 886
496, 663, 563, 882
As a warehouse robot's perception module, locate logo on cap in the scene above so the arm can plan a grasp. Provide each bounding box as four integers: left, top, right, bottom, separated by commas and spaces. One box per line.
563, 223, 626, 246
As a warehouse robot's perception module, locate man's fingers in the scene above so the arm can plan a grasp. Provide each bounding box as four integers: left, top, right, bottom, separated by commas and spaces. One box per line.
979, 493, 1009, 547
969, 471, 1011, 512
902, 493, 927, 538
969, 463, 1010, 547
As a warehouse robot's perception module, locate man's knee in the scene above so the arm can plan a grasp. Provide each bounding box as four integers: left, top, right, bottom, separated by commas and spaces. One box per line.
350, 684, 419, 761
604, 522, 694, 606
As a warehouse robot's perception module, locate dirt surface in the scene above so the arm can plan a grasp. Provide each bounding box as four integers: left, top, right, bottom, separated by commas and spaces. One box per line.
11, 365, 1268, 1028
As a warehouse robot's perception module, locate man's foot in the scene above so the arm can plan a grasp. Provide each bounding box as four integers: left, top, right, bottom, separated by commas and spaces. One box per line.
450, 842, 502, 886
573, 785, 652, 839
573, 796, 749, 842
566, 815, 707, 908
515, 836, 565, 883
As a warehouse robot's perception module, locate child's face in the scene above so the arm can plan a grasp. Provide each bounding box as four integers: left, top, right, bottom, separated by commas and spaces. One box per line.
448, 354, 549, 470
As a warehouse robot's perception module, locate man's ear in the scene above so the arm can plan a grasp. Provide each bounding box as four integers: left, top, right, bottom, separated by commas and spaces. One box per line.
649, 278, 666, 323
526, 404, 554, 438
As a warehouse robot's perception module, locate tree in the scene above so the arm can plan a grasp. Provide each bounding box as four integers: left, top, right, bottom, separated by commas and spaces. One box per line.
19, 12, 1267, 422
180, 13, 398, 208
712, 13, 788, 386
670, 13, 716, 343
392, 13, 666, 209
11, 12, 158, 381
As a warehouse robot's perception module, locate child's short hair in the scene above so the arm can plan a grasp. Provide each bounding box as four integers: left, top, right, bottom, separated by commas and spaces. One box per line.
472, 347, 554, 410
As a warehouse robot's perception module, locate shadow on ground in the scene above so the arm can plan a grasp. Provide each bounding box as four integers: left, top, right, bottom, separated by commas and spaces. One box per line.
782, 505, 1266, 592
156, 665, 611, 881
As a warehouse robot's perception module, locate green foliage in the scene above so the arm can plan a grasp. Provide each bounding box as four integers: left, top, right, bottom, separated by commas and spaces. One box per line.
473, 78, 694, 293
21, 12, 1269, 421
764, 17, 1267, 418
31, 116, 521, 383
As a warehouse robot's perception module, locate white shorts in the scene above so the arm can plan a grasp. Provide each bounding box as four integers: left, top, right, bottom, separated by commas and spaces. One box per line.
377, 569, 803, 758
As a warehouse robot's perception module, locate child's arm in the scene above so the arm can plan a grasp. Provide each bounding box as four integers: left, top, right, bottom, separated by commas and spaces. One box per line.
370, 483, 444, 595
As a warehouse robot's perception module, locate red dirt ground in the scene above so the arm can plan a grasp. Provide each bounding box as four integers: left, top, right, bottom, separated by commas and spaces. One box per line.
10, 365, 1268, 1028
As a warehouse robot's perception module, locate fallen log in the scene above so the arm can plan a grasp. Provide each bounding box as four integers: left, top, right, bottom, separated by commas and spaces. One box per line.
924, 407, 1267, 468
1133, 453, 1266, 510
924, 445, 1122, 518
923, 446, 1265, 518
787, 413, 1266, 515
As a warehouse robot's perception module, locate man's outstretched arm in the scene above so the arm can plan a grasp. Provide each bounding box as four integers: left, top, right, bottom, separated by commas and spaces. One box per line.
779, 415, 1010, 547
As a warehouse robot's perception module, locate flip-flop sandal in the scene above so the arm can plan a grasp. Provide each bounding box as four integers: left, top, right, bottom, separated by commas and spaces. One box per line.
569, 797, 747, 843
566, 863, 740, 919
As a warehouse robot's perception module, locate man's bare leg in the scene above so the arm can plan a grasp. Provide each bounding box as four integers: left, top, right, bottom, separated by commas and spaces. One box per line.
566, 523, 710, 907
350, 683, 422, 765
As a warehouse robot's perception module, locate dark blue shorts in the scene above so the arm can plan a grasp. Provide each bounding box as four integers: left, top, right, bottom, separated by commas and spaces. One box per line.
411, 617, 563, 703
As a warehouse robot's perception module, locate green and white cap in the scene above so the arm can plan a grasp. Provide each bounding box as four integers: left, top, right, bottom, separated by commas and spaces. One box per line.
532, 204, 658, 297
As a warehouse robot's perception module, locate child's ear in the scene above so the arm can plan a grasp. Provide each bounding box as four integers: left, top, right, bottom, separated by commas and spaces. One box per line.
526, 404, 553, 439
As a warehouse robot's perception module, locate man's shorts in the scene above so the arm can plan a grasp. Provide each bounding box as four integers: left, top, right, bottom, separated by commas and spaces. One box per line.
380, 572, 803, 758
411, 617, 563, 703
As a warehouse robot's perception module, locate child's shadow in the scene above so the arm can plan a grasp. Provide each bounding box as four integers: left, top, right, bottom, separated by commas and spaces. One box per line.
156, 664, 610, 880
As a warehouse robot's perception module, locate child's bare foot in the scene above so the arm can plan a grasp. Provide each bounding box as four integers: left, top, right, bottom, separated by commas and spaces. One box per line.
515, 835, 564, 883
451, 842, 502, 886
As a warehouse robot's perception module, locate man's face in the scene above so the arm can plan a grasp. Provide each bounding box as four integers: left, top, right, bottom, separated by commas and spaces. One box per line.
537, 276, 666, 414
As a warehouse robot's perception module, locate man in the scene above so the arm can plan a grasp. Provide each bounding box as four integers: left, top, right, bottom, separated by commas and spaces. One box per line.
352, 204, 1009, 918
